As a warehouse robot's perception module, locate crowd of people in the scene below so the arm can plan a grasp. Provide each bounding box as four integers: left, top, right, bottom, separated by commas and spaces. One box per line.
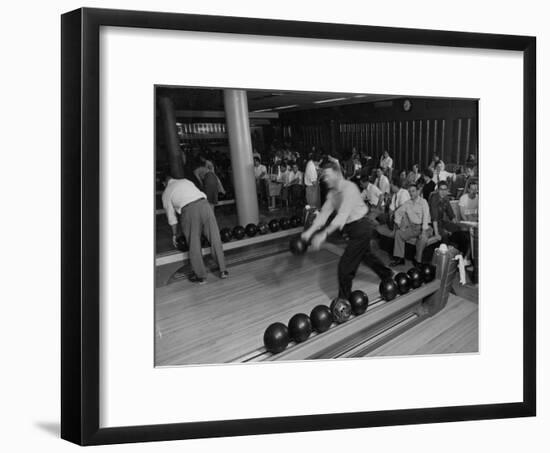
161, 140, 478, 285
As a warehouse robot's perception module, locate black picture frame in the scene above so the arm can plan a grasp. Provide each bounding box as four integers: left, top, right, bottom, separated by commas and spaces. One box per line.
61, 7, 536, 446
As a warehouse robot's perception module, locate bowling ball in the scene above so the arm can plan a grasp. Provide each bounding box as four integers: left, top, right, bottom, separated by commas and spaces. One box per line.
263, 322, 290, 354
232, 225, 246, 240
293, 215, 303, 226
379, 278, 398, 301
407, 267, 423, 289
245, 223, 258, 237
349, 290, 369, 315
257, 222, 269, 235
420, 263, 436, 283
279, 217, 291, 230
220, 228, 232, 243
395, 272, 412, 294
288, 313, 312, 343
268, 219, 280, 233
289, 236, 308, 256
289, 216, 298, 228
175, 235, 188, 252
330, 298, 352, 324
310, 305, 333, 333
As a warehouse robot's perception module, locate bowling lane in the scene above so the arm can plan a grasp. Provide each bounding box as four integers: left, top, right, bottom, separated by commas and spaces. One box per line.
155, 247, 382, 366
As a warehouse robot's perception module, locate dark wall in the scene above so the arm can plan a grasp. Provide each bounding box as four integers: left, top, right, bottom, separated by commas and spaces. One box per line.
279, 97, 478, 171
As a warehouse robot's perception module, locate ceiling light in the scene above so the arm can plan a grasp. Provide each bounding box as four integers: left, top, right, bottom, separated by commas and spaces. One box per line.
313, 97, 348, 104
252, 108, 273, 113
273, 104, 299, 110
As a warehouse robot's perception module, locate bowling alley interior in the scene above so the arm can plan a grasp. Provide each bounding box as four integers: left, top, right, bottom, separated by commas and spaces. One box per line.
155, 86, 479, 366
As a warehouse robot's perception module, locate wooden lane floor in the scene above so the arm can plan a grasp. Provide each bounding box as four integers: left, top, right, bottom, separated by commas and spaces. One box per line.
155, 246, 383, 366
366, 293, 478, 357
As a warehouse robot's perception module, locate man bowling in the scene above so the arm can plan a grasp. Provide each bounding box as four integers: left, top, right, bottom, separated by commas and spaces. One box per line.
301, 161, 393, 301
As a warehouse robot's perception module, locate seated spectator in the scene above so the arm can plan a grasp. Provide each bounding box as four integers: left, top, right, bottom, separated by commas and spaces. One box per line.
428, 153, 444, 170
458, 181, 479, 221
429, 181, 468, 254
360, 175, 384, 223
341, 152, 355, 180
421, 168, 436, 200
389, 183, 432, 267
407, 163, 421, 185
432, 161, 456, 185
389, 176, 411, 212
375, 167, 391, 195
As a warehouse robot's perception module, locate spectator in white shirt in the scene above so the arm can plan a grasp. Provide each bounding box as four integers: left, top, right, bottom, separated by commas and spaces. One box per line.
254, 157, 268, 206
287, 162, 304, 206
432, 161, 456, 185
375, 167, 391, 195
379, 150, 393, 176
429, 153, 445, 170
458, 181, 479, 221
360, 175, 384, 223
304, 154, 321, 208
389, 176, 411, 212
162, 177, 227, 283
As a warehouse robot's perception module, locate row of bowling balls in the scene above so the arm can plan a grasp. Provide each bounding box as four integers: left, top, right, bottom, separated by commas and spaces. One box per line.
175, 216, 303, 251
220, 216, 303, 243
263, 290, 369, 354
379, 263, 436, 301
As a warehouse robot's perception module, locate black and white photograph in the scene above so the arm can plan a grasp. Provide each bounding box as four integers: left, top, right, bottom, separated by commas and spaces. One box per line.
154, 87, 479, 366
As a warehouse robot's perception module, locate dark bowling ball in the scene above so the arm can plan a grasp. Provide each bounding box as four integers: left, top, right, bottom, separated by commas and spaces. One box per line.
289, 216, 298, 228
232, 225, 246, 240
289, 236, 308, 256
420, 263, 436, 283
175, 235, 188, 252
407, 267, 423, 289
310, 305, 333, 333
349, 290, 369, 315
279, 217, 291, 230
394, 272, 412, 294
288, 313, 312, 343
220, 228, 232, 243
379, 278, 398, 301
268, 219, 280, 233
330, 298, 352, 324
263, 322, 290, 354
294, 215, 303, 226
257, 222, 269, 235
245, 223, 258, 237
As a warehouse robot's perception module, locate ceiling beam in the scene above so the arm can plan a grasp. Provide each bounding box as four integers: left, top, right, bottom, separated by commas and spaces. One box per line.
174, 110, 279, 119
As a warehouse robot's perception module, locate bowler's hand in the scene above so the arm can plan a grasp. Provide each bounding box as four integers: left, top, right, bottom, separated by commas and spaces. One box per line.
310, 230, 327, 251
172, 235, 179, 249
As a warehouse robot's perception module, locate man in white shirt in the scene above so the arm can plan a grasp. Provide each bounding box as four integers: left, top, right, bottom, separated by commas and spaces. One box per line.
375, 167, 391, 195
389, 183, 432, 267
304, 154, 321, 208
253, 157, 268, 206
379, 150, 393, 178
389, 177, 411, 212
360, 175, 383, 222
432, 161, 456, 185
301, 162, 392, 300
162, 177, 227, 284
287, 162, 304, 206
458, 181, 478, 221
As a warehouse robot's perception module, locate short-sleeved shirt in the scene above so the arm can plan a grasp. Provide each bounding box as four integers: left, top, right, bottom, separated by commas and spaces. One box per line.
304, 160, 318, 186
389, 188, 411, 211
375, 175, 390, 194
429, 192, 455, 223
395, 197, 431, 230
458, 194, 478, 219
361, 183, 382, 207
254, 164, 267, 179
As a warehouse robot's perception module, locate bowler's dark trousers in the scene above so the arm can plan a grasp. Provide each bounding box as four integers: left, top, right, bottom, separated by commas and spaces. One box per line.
338, 217, 392, 300
180, 198, 226, 279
